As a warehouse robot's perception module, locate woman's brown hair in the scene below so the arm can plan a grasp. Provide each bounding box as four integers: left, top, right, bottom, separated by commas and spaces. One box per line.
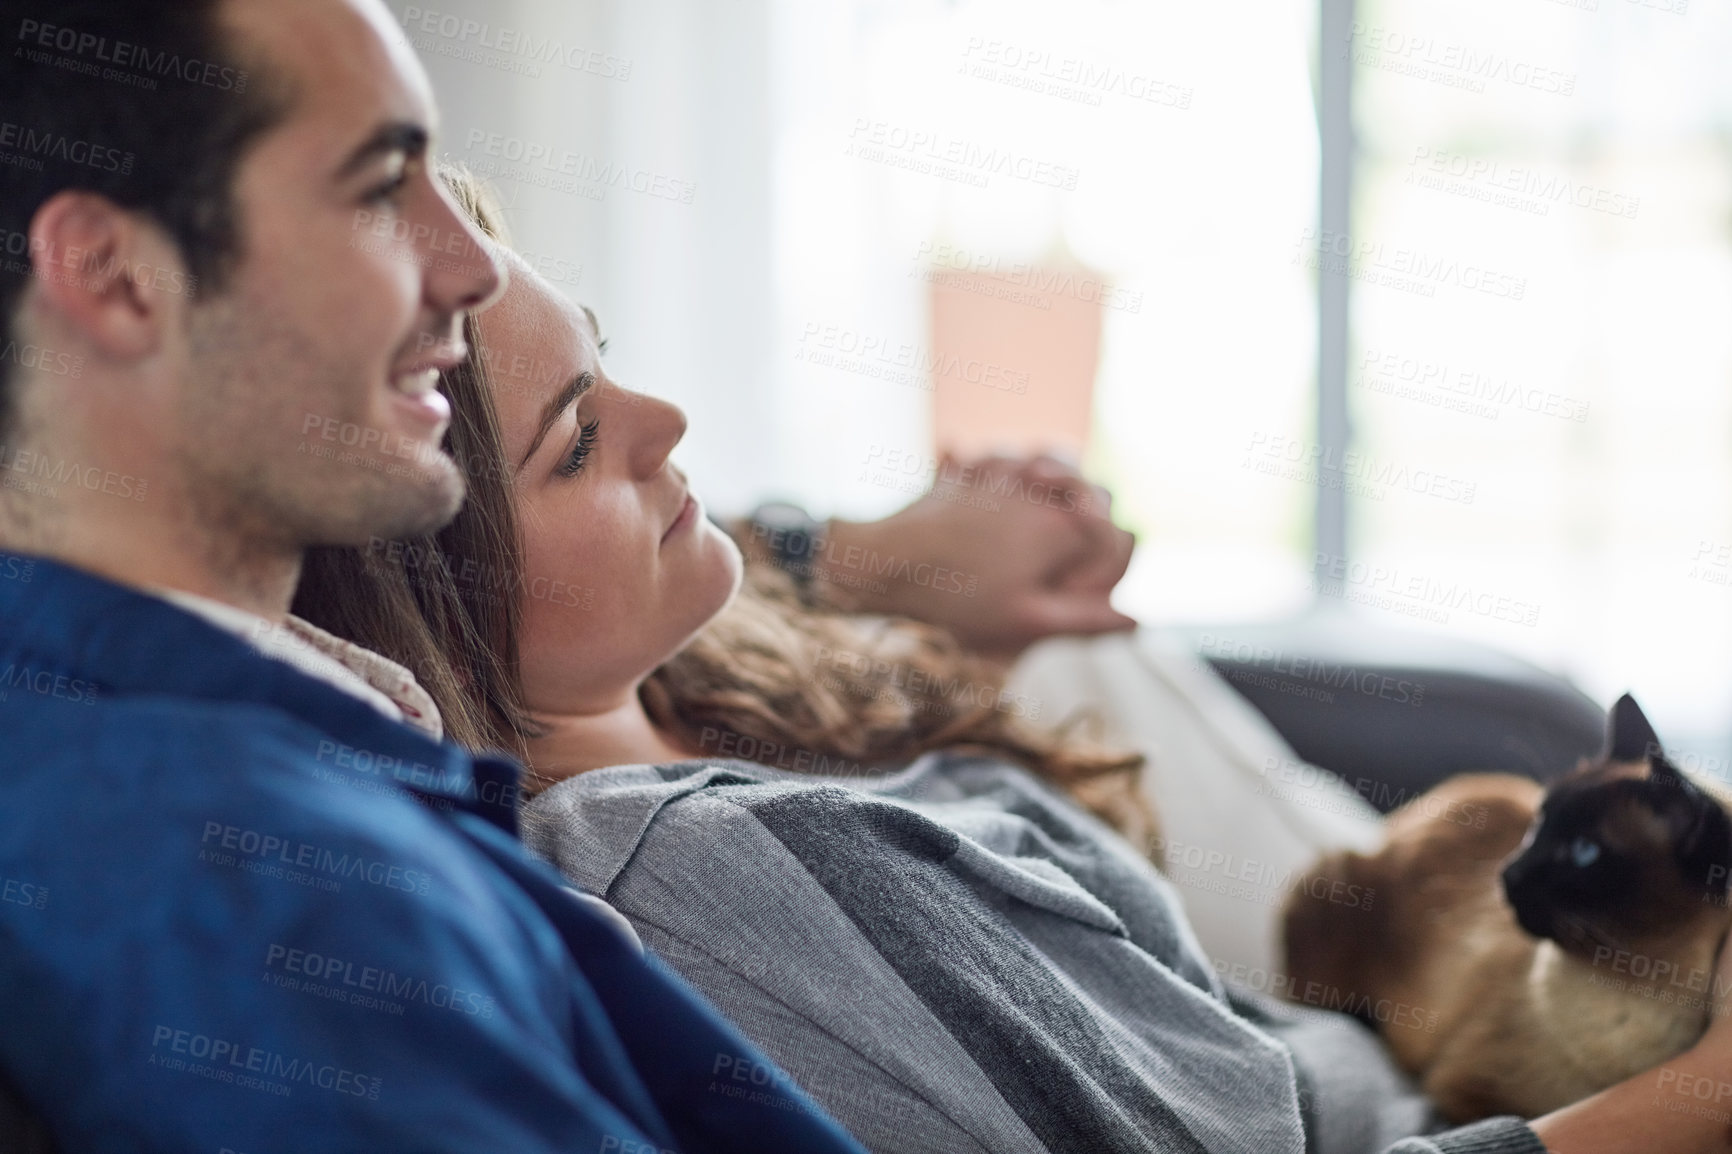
294, 164, 1155, 847
292, 170, 535, 755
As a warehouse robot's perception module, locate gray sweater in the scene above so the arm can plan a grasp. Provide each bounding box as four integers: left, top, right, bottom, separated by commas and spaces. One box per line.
523, 753, 1547, 1154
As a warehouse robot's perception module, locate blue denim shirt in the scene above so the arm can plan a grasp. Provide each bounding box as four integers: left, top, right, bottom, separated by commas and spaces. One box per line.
0, 555, 866, 1154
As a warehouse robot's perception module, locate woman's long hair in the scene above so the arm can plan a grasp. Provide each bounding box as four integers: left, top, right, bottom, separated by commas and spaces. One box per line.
292, 170, 534, 755
293, 164, 1155, 847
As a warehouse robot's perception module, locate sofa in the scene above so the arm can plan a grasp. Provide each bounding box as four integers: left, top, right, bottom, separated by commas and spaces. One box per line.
1172, 607, 1607, 812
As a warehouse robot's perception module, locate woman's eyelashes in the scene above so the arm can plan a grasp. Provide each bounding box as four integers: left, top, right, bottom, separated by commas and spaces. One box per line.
363, 154, 415, 207
556, 418, 602, 478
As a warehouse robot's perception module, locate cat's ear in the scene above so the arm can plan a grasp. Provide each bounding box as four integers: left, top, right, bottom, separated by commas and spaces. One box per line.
1608, 693, 1664, 763
1671, 783, 1732, 888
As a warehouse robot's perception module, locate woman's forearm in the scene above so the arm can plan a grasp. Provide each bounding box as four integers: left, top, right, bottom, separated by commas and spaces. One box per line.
1528, 1044, 1732, 1154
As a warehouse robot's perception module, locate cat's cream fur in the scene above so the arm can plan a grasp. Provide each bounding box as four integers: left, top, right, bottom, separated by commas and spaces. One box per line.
1284, 767, 1731, 1122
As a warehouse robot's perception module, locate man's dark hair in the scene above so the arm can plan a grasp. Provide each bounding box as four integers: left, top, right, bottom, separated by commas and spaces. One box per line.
0, 0, 287, 433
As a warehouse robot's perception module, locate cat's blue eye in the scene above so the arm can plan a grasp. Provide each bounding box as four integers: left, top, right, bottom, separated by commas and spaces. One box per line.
1569, 837, 1600, 868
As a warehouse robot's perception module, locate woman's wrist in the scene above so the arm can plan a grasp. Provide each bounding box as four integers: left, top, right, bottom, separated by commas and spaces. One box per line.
731, 512, 878, 613
1526, 1044, 1732, 1154
805, 517, 901, 615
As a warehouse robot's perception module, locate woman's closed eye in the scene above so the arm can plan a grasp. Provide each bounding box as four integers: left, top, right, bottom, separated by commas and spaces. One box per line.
365, 172, 409, 207
556, 418, 601, 478
363, 153, 416, 208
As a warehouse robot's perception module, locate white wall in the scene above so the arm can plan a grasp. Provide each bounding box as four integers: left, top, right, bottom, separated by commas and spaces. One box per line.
387, 0, 786, 515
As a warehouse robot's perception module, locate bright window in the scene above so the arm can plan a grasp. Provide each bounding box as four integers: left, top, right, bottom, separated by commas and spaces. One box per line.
1346, 0, 1732, 764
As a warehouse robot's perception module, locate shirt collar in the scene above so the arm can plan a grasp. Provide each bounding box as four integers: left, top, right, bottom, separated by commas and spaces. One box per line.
0, 553, 521, 837
151, 588, 444, 740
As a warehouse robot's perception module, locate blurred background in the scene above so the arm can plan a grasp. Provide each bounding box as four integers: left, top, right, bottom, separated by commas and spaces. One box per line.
388, 0, 1732, 770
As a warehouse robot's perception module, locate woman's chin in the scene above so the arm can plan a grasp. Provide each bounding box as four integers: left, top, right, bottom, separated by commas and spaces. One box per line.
719, 531, 746, 600
653, 524, 744, 661
690, 519, 745, 606
698, 528, 746, 626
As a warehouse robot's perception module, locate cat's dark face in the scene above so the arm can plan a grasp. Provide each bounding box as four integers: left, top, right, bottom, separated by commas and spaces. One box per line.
1500, 695, 1732, 958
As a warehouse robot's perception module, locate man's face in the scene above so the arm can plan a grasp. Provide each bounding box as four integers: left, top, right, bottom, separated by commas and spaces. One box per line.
169, 0, 503, 548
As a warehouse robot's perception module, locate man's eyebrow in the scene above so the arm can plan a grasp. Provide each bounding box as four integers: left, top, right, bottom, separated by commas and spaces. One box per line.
335, 121, 430, 181
520, 373, 596, 469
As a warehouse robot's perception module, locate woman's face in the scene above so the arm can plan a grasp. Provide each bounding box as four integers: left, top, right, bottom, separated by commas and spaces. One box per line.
482, 255, 742, 713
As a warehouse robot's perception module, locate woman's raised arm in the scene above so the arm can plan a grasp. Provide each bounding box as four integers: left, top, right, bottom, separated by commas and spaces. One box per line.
1529, 931, 1732, 1154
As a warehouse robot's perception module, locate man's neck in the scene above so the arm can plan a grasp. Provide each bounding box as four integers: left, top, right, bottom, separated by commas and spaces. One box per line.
525, 694, 696, 789
0, 492, 302, 622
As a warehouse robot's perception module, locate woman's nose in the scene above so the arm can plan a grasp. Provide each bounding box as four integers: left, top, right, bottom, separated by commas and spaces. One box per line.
629, 394, 688, 479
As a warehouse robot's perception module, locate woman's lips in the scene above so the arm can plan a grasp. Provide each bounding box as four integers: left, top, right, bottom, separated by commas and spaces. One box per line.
663, 493, 698, 543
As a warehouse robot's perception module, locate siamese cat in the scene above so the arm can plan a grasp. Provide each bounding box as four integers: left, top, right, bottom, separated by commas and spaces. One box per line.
1282, 695, 1732, 1122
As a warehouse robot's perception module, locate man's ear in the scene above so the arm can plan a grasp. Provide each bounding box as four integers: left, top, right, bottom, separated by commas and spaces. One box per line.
25, 191, 184, 362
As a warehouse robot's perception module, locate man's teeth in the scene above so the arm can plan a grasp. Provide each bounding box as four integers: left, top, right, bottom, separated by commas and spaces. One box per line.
393, 368, 441, 397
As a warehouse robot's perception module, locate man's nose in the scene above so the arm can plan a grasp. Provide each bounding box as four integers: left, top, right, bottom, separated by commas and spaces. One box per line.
421, 199, 505, 317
